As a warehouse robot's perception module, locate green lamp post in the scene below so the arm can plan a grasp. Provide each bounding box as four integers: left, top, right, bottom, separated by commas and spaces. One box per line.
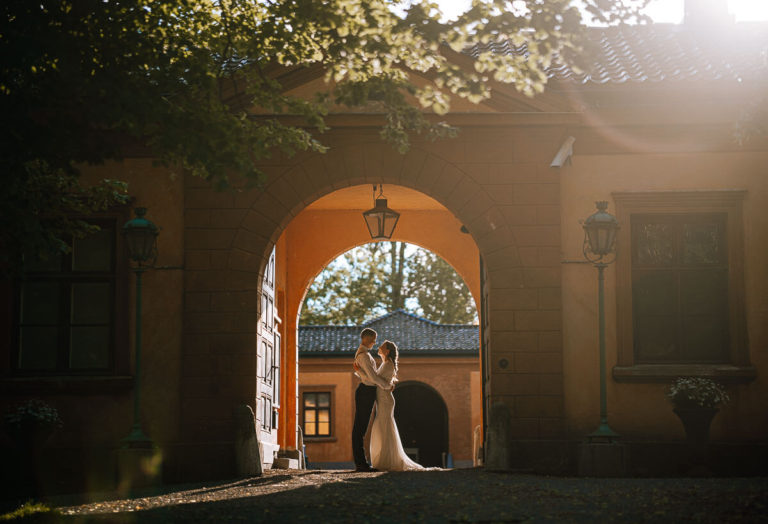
121, 207, 159, 448
582, 201, 620, 442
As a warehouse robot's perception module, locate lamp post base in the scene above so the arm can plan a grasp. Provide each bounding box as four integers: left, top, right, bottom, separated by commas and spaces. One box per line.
587, 423, 620, 443
117, 425, 162, 491
121, 425, 155, 449
117, 446, 163, 492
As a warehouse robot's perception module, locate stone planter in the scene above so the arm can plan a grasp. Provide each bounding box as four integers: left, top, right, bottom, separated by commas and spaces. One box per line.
6, 420, 57, 450
673, 407, 719, 446
3, 421, 59, 496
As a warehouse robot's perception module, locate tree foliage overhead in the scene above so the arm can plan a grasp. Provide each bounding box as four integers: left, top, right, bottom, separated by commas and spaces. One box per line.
0, 0, 647, 268
300, 242, 477, 325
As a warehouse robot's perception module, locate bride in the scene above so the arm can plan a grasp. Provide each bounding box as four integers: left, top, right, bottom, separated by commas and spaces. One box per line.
368, 340, 425, 471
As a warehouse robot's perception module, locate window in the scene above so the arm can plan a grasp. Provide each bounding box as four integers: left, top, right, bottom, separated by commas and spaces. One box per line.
302, 391, 332, 438
613, 191, 754, 383
632, 213, 728, 363
14, 220, 122, 374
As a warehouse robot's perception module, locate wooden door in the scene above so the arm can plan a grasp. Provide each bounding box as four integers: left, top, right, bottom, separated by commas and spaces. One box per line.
257, 248, 279, 463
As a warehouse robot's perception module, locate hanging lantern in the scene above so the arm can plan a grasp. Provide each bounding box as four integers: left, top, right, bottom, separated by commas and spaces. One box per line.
362, 185, 400, 240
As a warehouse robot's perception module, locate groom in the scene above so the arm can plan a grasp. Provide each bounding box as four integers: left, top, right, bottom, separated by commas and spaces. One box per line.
352, 327, 392, 472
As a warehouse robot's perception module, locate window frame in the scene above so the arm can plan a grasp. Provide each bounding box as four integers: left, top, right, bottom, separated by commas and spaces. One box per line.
300, 386, 335, 441
5, 212, 131, 382
612, 190, 754, 384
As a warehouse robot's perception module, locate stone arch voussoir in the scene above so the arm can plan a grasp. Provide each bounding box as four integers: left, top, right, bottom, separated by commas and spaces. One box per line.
235, 143, 521, 283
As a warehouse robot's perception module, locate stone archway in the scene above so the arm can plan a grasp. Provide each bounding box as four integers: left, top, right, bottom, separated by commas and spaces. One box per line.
181, 128, 565, 478
393, 381, 449, 467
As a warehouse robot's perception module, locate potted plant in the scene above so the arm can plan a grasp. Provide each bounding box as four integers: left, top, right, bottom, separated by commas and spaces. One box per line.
666, 377, 729, 445
2, 399, 63, 450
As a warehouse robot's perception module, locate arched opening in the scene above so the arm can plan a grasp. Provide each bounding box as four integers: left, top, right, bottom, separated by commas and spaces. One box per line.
178, 138, 566, 480
393, 381, 449, 467
273, 184, 483, 468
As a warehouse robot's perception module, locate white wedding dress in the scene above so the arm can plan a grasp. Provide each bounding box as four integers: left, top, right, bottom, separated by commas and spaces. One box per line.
369, 360, 425, 471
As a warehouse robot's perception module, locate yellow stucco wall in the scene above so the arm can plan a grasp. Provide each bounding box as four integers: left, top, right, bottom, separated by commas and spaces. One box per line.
299, 356, 481, 463
79, 159, 185, 448
561, 151, 768, 440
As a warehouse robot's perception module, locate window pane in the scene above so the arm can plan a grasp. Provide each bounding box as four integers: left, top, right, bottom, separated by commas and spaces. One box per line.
681, 271, 727, 316
683, 222, 723, 265
71, 283, 111, 324
317, 393, 330, 408
70, 326, 110, 369
304, 410, 316, 423
635, 315, 678, 362
634, 222, 675, 266
264, 342, 273, 381
19, 326, 58, 369
682, 315, 728, 362
25, 251, 63, 273
317, 422, 330, 436
304, 394, 316, 408
304, 422, 316, 436
633, 272, 677, 315
21, 282, 60, 324
72, 228, 113, 272
318, 409, 330, 423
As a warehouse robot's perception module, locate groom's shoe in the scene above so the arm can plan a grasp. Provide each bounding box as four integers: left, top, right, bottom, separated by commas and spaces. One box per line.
355, 465, 378, 472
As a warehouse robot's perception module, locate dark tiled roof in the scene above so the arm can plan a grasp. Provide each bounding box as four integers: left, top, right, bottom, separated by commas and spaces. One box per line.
465, 24, 768, 85
299, 310, 479, 356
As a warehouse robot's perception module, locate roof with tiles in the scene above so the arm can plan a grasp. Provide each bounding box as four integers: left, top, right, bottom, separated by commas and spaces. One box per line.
465, 23, 768, 85
299, 310, 479, 357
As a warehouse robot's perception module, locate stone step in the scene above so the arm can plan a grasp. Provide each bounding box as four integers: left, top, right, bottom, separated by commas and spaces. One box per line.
278, 448, 302, 460
272, 457, 300, 469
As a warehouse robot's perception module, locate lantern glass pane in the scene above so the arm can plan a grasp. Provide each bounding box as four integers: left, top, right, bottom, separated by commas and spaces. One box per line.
586, 226, 600, 254
598, 228, 609, 253
127, 229, 156, 262
382, 211, 399, 239
364, 212, 383, 239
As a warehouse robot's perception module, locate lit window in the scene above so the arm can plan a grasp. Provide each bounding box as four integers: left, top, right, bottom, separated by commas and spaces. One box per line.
302, 391, 331, 437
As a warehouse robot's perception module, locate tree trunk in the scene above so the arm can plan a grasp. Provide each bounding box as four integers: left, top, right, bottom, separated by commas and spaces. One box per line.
389, 241, 406, 311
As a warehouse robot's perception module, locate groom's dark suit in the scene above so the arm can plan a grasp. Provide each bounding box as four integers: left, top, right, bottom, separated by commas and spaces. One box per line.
352, 344, 390, 469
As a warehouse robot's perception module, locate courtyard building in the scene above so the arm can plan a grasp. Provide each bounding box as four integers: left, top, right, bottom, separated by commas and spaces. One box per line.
1, 8, 767, 493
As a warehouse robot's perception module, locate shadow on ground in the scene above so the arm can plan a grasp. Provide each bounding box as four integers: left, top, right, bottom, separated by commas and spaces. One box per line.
8, 469, 768, 523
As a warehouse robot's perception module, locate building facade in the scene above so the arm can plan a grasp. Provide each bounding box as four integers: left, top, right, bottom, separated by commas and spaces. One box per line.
298, 310, 481, 468
1, 17, 767, 492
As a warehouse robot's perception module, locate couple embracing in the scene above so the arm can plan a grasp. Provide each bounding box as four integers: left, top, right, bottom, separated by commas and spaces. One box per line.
351, 327, 426, 472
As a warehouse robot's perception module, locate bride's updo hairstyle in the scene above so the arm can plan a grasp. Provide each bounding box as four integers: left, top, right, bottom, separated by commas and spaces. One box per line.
383, 340, 399, 373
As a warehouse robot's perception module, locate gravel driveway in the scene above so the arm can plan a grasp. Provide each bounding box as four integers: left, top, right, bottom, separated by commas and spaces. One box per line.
26, 469, 768, 523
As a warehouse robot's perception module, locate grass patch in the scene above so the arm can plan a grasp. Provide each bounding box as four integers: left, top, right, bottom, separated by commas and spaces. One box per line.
0, 502, 59, 522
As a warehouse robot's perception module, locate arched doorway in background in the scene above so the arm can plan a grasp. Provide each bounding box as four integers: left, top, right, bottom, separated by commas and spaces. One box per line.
393, 381, 449, 467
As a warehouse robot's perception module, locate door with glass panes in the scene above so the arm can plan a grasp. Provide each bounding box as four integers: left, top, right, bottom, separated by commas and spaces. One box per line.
256, 248, 280, 466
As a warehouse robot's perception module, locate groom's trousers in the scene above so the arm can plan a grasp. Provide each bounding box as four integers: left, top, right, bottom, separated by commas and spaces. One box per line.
352, 383, 377, 467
